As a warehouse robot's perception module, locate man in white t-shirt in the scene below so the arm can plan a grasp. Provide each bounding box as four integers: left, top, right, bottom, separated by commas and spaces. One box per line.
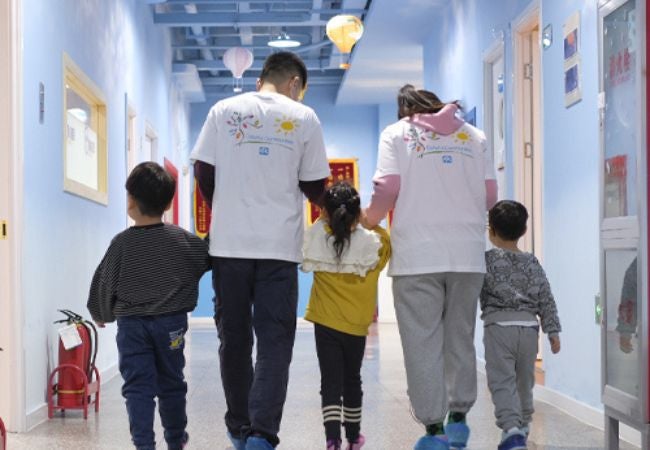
363, 85, 497, 450
191, 52, 330, 450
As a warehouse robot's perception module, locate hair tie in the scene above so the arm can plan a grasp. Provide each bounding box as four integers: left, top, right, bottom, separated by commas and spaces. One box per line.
338, 204, 347, 212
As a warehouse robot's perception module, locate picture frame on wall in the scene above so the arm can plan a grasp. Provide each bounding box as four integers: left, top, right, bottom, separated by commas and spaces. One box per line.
563, 11, 582, 107
564, 61, 582, 107
63, 53, 109, 205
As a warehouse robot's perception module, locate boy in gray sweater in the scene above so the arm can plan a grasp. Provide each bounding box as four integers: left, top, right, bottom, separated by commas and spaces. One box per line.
480, 200, 561, 450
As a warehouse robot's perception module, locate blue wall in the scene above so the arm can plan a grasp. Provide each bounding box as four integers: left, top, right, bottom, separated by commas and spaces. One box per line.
190, 86, 379, 317
540, 0, 601, 408
21, 0, 190, 416
422, 0, 603, 409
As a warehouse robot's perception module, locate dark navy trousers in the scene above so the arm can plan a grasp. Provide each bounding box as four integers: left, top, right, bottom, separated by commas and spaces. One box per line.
117, 313, 188, 450
212, 257, 298, 448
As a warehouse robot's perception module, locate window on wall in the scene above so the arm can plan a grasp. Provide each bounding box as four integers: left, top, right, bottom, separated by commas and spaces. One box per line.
63, 54, 108, 205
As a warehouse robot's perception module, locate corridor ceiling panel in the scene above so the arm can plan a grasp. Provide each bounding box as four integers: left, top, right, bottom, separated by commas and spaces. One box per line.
151, 0, 372, 98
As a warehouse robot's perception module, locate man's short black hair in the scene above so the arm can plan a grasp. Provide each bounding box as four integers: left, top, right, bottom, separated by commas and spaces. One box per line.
125, 162, 175, 217
259, 51, 308, 89
489, 200, 529, 241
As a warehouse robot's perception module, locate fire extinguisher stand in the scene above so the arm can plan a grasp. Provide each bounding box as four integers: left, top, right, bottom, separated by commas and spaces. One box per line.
47, 310, 100, 419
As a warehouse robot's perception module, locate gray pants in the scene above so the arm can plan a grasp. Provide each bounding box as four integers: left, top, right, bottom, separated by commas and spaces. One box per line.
483, 324, 538, 431
393, 272, 484, 425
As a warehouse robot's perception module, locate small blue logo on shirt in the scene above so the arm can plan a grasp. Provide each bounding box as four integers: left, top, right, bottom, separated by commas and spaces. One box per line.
442, 155, 453, 164
258, 146, 270, 156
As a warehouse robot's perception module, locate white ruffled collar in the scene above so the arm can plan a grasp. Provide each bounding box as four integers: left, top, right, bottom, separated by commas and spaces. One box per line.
301, 220, 382, 277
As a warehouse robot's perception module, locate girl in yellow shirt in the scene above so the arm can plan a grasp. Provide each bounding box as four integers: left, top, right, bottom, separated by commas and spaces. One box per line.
302, 182, 391, 450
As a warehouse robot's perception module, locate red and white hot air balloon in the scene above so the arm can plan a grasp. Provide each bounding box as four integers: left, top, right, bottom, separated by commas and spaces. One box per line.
223, 47, 253, 93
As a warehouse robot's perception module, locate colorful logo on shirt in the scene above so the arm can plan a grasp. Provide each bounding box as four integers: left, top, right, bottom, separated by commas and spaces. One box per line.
408, 125, 476, 160
404, 126, 439, 155
259, 146, 270, 156
227, 112, 262, 143
275, 116, 299, 136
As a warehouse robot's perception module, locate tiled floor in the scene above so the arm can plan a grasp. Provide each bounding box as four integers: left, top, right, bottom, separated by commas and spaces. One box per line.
7, 323, 638, 449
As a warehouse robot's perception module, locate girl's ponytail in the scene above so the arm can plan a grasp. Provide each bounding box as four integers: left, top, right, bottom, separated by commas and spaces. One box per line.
323, 182, 361, 261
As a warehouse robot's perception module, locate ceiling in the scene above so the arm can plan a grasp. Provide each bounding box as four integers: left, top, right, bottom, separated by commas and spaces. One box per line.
336, 0, 451, 104
150, 0, 451, 104
150, 0, 372, 100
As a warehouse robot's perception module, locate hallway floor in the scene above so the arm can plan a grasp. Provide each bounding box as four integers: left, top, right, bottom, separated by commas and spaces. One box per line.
7, 323, 638, 450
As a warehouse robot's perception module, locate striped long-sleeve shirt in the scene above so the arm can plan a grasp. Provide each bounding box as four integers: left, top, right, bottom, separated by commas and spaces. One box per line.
87, 223, 211, 323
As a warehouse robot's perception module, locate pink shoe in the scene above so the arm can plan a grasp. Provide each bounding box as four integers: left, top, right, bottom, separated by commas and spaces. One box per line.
346, 434, 365, 450
327, 438, 342, 450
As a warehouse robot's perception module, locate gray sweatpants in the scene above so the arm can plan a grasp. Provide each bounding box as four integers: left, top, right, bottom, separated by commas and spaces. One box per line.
483, 324, 538, 431
393, 272, 484, 425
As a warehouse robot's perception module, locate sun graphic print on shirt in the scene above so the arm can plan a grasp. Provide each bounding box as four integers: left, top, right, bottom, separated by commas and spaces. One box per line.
275, 116, 300, 136
404, 126, 439, 157
227, 112, 262, 143
453, 128, 472, 145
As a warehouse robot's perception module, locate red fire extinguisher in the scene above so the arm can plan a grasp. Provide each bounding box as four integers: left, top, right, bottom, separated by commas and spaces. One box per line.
0, 414, 5, 450
0, 347, 5, 450
48, 310, 100, 419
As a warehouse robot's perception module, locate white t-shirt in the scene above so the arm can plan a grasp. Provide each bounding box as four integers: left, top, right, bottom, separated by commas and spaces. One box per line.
190, 92, 330, 262
376, 119, 496, 275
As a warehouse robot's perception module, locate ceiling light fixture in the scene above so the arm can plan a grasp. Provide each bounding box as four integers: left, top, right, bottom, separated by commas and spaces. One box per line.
267, 32, 301, 48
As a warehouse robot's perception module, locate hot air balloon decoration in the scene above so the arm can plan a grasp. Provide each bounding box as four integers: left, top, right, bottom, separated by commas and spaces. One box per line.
223, 47, 254, 93
326, 15, 364, 69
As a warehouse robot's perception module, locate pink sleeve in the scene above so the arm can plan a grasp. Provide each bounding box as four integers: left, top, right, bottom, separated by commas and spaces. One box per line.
365, 174, 400, 227
486, 179, 498, 210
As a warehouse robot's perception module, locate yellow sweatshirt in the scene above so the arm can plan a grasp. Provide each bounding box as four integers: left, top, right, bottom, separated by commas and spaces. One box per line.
303, 223, 391, 336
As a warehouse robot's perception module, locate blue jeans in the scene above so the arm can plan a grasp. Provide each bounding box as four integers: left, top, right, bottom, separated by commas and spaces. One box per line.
212, 257, 298, 448
117, 313, 188, 450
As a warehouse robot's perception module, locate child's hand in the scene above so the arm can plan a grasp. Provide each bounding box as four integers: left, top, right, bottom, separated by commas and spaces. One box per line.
549, 335, 560, 354
619, 335, 634, 353
95, 321, 106, 328
359, 210, 372, 229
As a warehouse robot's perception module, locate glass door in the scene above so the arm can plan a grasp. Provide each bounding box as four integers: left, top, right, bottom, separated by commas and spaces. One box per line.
599, 0, 646, 422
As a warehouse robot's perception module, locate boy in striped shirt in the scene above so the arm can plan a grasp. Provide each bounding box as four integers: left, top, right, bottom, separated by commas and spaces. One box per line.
87, 162, 210, 450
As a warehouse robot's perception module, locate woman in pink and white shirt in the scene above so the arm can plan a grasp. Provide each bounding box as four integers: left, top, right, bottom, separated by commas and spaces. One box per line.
363, 85, 497, 450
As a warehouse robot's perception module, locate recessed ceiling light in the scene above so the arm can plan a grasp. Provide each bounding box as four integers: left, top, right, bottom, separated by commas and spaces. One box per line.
267, 32, 301, 48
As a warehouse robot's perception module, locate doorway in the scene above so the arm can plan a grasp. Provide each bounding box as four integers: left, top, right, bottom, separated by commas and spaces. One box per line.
126, 102, 137, 226
143, 122, 158, 163
483, 39, 506, 199
513, 2, 545, 383
0, 0, 24, 432
514, 4, 543, 259
163, 158, 179, 226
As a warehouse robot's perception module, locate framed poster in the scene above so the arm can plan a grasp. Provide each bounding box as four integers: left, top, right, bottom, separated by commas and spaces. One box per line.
305, 158, 359, 226
63, 54, 108, 204
563, 12, 582, 107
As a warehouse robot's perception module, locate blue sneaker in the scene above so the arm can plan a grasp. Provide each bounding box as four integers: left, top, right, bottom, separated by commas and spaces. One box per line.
245, 436, 274, 450
444, 422, 469, 448
414, 434, 450, 450
498, 431, 527, 450
228, 432, 246, 450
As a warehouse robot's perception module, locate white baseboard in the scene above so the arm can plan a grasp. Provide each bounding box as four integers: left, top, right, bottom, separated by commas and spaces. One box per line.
25, 362, 120, 431
478, 357, 640, 448
188, 316, 214, 326
25, 404, 47, 431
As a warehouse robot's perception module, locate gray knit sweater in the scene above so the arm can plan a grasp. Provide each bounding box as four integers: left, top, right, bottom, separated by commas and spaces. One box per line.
480, 248, 561, 336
